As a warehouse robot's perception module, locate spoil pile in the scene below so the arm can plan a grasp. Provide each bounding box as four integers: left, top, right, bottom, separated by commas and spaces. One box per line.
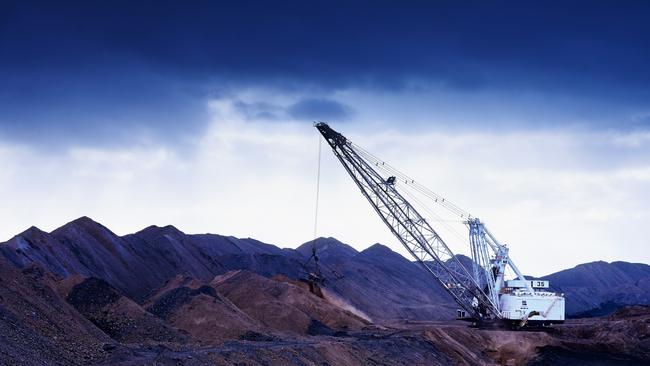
146, 279, 263, 344
212, 270, 369, 335
0, 261, 109, 365
66, 277, 187, 344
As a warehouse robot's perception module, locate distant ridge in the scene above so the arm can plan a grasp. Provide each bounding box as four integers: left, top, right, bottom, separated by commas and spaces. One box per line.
1, 216, 649, 318
541, 260, 650, 317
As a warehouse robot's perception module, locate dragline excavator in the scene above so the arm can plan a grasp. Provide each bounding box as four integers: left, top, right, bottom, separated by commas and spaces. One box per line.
315, 122, 564, 328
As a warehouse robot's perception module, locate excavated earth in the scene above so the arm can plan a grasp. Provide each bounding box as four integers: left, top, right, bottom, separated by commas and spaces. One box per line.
2, 265, 649, 366
96, 311, 650, 366
0, 218, 649, 365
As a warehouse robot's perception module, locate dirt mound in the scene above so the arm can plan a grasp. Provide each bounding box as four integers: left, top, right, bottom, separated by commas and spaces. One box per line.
147, 285, 219, 320
146, 282, 262, 344
99, 328, 460, 366
608, 304, 650, 319
55, 273, 87, 298
212, 270, 369, 336
4, 218, 650, 326
548, 309, 650, 362
324, 243, 457, 322
296, 237, 359, 263
272, 274, 373, 322
146, 274, 206, 304
67, 277, 187, 344
0, 260, 109, 365
2, 218, 649, 365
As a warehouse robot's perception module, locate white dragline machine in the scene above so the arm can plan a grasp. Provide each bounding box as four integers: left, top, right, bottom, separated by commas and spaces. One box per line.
315, 122, 564, 328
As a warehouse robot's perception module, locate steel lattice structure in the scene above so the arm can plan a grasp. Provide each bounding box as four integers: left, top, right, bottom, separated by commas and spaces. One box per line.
315, 122, 499, 319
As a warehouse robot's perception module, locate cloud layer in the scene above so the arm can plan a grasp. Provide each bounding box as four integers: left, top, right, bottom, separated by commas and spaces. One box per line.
1, 2, 649, 275
2, 1, 649, 146
1, 97, 648, 276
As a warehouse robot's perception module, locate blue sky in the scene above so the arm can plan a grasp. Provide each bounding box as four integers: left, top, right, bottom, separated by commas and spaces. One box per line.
1, 1, 649, 275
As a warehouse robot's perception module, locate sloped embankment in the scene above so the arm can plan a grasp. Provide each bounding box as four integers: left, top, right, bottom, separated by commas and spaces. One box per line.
145, 279, 264, 344
211, 270, 369, 336
530, 306, 650, 364
0, 262, 109, 365
66, 277, 187, 344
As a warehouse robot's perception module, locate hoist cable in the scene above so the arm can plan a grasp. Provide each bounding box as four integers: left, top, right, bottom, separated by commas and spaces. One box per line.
313, 134, 322, 240
399, 184, 471, 248
351, 143, 472, 220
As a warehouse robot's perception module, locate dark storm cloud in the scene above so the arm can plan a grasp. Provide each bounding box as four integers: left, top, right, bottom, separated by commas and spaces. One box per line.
288, 99, 352, 121
0, 68, 209, 147
234, 101, 284, 121
1, 0, 649, 145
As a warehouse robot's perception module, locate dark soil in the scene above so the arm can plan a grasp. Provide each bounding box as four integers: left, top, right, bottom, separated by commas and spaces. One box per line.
147, 285, 218, 320
530, 346, 644, 365
66, 277, 187, 344
67, 278, 122, 313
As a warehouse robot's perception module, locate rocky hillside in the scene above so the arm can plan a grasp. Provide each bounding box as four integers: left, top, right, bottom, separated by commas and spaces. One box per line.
0, 217, 307, 303
541, 260, 650, 317
2, 217, 649, 320
0, 218, 457, 321
0, 217, 649, 365
0, 258, 109, 365
321, 243, 457, 321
